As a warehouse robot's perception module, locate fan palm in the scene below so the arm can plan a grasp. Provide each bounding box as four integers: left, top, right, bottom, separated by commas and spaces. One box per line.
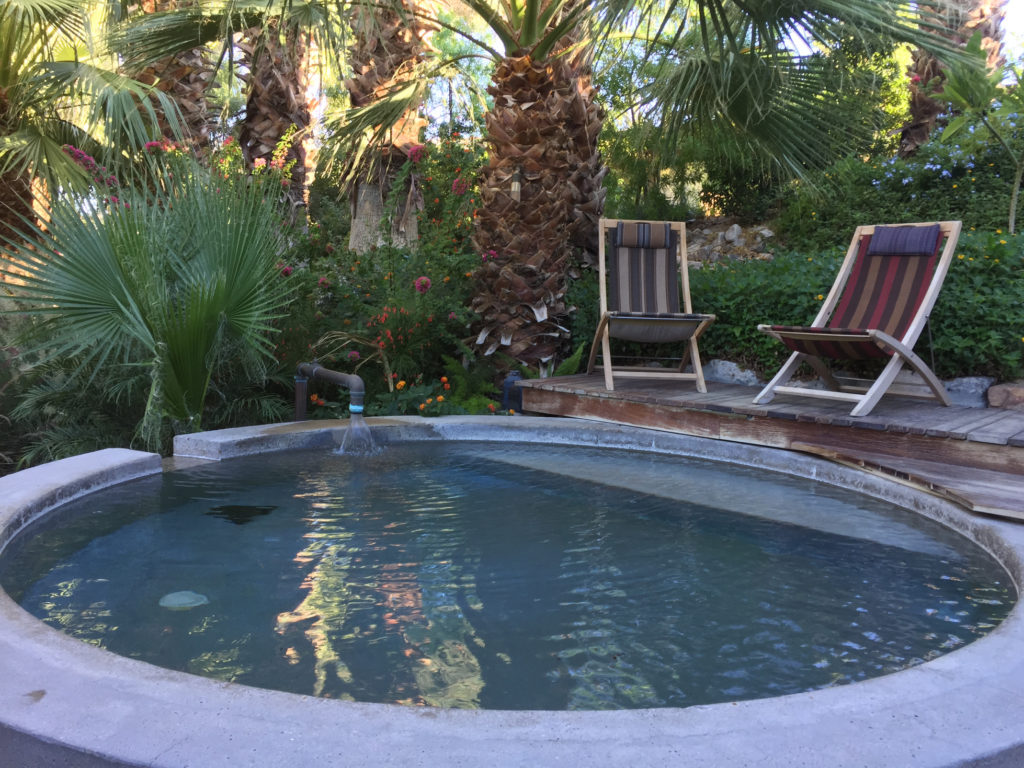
0, 0, 180, 243
1, 153, 294, 444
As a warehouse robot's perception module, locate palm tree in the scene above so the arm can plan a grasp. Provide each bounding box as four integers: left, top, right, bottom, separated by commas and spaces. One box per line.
466, 0, 603, 370
0, 0, 178, 244
341, 0, 435, 252
899, 0, 1008, 156
114, 0, 347, 204
1, 152, 294, 448
128, 0, 217, 153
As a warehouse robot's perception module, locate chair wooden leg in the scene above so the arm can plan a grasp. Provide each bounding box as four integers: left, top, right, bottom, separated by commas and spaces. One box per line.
601, 331, 615, 390
849, 357, 906, 416
896, 349, 952, 407
689, 336, 707, 393
803, 356, 841, 391
586, 317, 609, 375
753, 351, 805, 404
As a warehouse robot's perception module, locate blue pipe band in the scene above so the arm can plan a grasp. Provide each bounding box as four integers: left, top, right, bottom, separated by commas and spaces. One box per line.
349, 404, 364, 413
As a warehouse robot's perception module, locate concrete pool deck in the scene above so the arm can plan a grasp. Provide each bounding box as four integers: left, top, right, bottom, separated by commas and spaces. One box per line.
1, 416, 1023, 767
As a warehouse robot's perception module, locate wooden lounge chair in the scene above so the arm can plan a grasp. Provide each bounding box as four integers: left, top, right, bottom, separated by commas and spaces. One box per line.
586, 218, 716, 391
754, 220, 962, 417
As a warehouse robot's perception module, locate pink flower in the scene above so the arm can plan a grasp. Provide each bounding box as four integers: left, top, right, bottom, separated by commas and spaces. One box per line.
347, 350, 360, 361
409, 144, 426, 163
253, 158, 267, 169
452, 176, 470, 195
318, 276, 331, 287
910, 74, 921, 84
414, 276, 431, 294
280, 265, 293, 277
448, 311, 457, 320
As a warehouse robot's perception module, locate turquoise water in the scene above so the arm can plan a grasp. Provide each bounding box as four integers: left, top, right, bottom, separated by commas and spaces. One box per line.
1, 442, 1014, 710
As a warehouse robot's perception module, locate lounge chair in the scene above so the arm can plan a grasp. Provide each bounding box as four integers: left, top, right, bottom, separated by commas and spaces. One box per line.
585, 218, 716, 391
754, 220, 962, 417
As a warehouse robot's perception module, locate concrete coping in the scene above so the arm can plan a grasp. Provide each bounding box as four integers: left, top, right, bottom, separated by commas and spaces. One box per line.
1, 416, 1023, 767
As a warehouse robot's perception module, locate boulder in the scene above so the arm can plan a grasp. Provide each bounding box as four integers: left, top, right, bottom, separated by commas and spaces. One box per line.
987, 380, 1024, 410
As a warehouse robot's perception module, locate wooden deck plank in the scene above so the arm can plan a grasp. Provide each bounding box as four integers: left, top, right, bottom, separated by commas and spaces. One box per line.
791, 443, 1024, 519
518, 377, 1024, 483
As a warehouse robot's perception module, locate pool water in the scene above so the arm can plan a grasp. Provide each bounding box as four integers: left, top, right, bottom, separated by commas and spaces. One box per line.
0, 442, 1013, 710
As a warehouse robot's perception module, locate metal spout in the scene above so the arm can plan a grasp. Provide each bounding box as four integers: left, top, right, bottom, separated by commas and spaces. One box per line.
295, 362, 366, 420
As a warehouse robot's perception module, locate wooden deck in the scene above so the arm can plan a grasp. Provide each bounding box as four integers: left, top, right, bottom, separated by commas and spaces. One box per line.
518, 374, 1024, 521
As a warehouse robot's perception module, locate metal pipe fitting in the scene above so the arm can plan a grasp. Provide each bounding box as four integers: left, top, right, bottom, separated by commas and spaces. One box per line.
295, 362, 366, 420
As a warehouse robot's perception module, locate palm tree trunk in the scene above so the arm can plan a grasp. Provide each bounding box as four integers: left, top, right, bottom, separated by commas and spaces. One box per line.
237, 20, 319, 209
471, 22, 605, 372
131, 0, 216, 152
899, 0, 1007, 156
344, 1, 433, 252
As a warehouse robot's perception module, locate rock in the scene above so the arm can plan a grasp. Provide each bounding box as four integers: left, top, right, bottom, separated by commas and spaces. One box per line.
987, 380, 1024, 410
944, 376, 996, 409
724, 223, 743, 243
703, 359, 762, 386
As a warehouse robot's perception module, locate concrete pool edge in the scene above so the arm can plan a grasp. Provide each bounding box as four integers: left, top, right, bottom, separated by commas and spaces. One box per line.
0, 416, 1021, 767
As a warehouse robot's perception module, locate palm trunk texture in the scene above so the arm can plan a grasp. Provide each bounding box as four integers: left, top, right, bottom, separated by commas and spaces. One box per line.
899, 0, 1007, 157
471, 42, 605, 371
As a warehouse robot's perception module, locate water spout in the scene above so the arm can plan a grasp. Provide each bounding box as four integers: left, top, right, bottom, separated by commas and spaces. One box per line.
295, 362, 379, 455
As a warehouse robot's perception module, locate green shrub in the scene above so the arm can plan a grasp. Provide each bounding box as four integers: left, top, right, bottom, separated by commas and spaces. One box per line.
776, 139, 1019, 251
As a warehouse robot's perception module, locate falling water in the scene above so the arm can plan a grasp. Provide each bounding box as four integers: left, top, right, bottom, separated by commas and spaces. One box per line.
338, 410, 380, 455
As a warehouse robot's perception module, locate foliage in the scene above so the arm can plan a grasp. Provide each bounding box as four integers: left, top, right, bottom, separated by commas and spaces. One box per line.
273, 133, 486, 400
775, 139, 1020, 252
0, 0, 181, 195
939, 35, 1024, 233
1, 141, 295, 456
929, 229, 1024, 380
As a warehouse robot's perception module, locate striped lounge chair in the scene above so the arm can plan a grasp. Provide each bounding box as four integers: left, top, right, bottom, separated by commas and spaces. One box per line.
586, 218, 716, 391
754, 220, 962, 417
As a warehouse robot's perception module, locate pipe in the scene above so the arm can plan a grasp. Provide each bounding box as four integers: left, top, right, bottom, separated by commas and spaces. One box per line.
295, 362, 366, 421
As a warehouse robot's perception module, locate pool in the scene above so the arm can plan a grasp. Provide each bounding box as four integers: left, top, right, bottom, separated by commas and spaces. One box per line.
2, 416, 1024, 766
1, 441, 1012, 711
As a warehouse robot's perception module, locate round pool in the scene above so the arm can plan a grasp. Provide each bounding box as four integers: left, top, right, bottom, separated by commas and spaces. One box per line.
2, 416, 1024, 767
0, 441, 1013, 711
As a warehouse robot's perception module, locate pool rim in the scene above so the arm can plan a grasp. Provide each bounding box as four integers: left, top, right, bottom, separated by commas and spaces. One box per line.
1, 415, 1022, 768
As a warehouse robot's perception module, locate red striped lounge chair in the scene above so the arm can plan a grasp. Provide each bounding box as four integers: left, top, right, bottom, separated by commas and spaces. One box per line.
586, 218, 716, 391
754, 220, 962, 417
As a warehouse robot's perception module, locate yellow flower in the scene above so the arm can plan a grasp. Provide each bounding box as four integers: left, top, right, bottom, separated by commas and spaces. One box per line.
816, 294, 824, 300
1000, 240, 1007, 245
996, 229, 1002, 234
957, 254, 965, 259
952, 184, 957, 189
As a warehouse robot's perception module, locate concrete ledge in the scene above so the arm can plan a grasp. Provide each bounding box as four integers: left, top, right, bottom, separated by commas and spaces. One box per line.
2, 418, 1023, 767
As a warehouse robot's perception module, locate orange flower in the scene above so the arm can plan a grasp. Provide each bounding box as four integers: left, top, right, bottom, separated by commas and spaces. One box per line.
440, 376, 448, 383
437, 395, 444, 403
396, 380, 406, 390
419, 403, 426, 410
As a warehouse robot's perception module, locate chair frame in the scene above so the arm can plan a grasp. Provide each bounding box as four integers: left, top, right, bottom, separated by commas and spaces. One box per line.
586, 218, 715, 392
753, 220, 962, 417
